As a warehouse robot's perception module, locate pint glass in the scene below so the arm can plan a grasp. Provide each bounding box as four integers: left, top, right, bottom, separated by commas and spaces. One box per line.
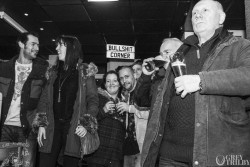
145, 59, 167, 72
170, 52, 187, 77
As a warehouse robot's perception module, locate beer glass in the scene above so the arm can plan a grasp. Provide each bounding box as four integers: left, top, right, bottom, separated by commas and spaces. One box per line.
145, 59, 167, 72
170, 52, 187, 77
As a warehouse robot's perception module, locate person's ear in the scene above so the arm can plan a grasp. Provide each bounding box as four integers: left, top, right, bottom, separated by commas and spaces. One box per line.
18, 41, 24, 49
133, 72, 137, 79
219, 12, 226, 25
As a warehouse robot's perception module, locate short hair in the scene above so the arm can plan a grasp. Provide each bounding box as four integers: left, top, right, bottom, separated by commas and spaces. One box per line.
118, 66, 134, 75
131, 59, 143, 67
162, 38, 182, 45
200, 0, 224, 13
161, 38, 183, 50
115, 66, 123, 73
17, 32, 39, 49
56, 35, 83, 68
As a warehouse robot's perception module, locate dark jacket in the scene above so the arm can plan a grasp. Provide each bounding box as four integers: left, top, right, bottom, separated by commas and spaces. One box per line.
86, 88, 126, 166
33, 61, 99, 158
0, 56, 48, 137
122, 73, 151, 155
141, 29, 250, 167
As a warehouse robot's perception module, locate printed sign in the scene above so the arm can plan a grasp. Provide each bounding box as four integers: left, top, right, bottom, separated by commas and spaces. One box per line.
106, 44, 135, 60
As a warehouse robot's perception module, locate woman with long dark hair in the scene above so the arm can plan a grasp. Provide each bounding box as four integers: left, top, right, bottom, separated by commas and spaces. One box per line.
33, 35, 99, 167
87, 70, 126, 167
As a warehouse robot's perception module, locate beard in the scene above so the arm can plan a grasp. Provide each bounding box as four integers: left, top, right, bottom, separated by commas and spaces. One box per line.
23, 49, 37, 60
123, 82, 133, 91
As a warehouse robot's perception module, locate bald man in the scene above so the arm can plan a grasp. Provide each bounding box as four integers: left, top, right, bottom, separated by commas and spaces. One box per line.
141, 0, 250, 166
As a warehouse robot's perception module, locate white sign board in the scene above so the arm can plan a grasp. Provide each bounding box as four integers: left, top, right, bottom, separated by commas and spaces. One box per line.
106, 44, 135, 60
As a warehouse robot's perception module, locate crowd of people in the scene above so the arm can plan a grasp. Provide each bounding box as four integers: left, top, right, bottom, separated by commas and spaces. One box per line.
1, 0, 250, 167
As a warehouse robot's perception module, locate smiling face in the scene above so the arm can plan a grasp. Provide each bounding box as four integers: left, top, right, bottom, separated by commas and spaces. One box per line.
21, 35, 39, 60
192, 0, 225, 37
105, 73, 120, 95
119, 67, 136, 91
56, 40, 67, 61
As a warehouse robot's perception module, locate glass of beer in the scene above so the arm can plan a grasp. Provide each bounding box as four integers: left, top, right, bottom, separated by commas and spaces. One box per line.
145, 57, 168, 72
170, 52, 187, 77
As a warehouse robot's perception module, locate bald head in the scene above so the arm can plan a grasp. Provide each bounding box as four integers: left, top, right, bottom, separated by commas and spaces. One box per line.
192, 0, 226, 43
199, 0, 224, 13
159, 38, 183, 61
161, 38, 183, 50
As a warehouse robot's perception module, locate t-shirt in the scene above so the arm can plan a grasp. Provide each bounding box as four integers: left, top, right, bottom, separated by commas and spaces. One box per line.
4, 61, 32, 126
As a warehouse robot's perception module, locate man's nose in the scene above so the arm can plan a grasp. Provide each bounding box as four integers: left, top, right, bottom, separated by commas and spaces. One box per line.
55, 45, 59, 51
122, 78, 127, 83
34, 44, 39, 50
194, 12, 203, 20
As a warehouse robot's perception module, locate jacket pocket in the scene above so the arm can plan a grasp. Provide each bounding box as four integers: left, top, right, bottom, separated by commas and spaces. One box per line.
0, 77, 11, 97
218, 98, 250, 126
30, 80, 43, 98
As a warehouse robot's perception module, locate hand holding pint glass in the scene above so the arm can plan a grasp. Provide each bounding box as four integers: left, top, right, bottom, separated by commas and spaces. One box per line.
170, 52, 187, 77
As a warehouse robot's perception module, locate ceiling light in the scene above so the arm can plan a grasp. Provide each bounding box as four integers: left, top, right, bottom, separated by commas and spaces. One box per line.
40, 27, 44, 31
24, 13, 29, 16
52, 39, 55, 42
88, 0, 118, 2
0, 11, 27, 33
